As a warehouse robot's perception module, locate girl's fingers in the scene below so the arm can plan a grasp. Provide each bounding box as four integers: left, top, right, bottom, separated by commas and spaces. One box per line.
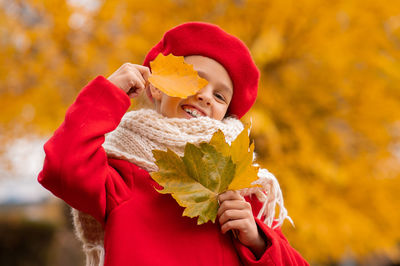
126, 75, 145, 98
127, 87, 142, 98
131, 69, 146, 88
218, 209, 248, 225
217, 191, 261, 247
135, 65, 151, 80
217, 199, 250, 217
217, 191, 249, 215
220, 219, 249, 234
122, 64, 144, 85
108, 63, 148, 94
127, 75, 144, 90
218, 190, 243, 202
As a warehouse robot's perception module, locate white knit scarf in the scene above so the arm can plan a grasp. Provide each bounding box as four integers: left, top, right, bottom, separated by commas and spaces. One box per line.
72, 108, 291, 266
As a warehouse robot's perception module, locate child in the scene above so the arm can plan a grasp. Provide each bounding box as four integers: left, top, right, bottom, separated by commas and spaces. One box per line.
38, 22, 309, 266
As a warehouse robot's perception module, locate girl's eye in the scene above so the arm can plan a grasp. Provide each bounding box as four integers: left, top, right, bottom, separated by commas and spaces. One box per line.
215, 93, 226, 102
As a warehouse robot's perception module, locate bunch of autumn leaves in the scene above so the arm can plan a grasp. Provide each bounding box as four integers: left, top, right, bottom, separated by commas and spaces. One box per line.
149, 54, 259, 224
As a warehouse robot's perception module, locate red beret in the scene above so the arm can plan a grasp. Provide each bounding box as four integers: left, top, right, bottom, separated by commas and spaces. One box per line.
143, 22, 259, 119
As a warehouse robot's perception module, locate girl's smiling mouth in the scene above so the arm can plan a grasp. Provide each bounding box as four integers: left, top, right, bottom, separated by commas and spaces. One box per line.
181, 105, 206, 118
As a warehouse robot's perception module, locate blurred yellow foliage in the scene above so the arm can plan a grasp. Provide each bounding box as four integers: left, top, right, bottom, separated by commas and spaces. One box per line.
1, 0, 400, 264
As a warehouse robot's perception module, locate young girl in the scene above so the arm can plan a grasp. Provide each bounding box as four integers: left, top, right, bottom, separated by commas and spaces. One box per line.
38, 22, 308, 266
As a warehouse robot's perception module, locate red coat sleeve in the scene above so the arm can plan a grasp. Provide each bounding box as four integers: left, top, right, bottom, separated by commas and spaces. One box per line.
233, 197, 309, 265
38, 76, 132, 226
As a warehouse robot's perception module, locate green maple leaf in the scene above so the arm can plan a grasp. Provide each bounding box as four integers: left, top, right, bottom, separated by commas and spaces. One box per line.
151, 127, 259, 225
152, 144, 235, 224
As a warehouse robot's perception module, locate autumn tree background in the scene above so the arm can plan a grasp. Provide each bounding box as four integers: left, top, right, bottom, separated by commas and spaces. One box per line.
1, 0, 400, 265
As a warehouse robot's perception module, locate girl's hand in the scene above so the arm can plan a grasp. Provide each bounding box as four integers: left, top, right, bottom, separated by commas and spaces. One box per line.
217, 190, 267, 258
108, 63, 151, 98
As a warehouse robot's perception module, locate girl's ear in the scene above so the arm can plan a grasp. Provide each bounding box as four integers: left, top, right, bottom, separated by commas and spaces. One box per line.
148, 84, 162, 101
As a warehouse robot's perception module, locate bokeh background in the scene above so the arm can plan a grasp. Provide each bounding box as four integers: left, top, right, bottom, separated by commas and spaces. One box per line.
1, 0, 400, 265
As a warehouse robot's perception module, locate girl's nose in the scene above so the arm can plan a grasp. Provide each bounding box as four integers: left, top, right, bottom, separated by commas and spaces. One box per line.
196, 87, 212, 106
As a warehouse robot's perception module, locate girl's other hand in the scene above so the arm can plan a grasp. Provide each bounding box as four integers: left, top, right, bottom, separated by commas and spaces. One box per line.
217, 190, 267, 258
108, 63, 151, 98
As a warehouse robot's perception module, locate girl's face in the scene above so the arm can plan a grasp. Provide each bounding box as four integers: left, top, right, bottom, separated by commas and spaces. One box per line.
150, 55, 233, 121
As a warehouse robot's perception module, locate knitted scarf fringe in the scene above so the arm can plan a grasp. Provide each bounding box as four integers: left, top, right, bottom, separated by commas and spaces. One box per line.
72, 109, 291, 266
72, 209, 105, 266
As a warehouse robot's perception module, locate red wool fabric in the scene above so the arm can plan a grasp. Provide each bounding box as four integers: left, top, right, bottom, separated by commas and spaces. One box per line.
143, 22, 260, 119
38, 77, 309, 266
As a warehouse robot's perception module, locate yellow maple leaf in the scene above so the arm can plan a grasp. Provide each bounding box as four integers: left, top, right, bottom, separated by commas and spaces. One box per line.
209, 125, 260, 190
148, 54, 208, 98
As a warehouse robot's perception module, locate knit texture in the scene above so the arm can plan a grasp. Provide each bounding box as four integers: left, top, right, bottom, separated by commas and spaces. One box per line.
72, 109, 290, 266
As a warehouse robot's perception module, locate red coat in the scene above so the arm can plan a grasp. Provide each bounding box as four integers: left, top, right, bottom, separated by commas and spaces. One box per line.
38, 76, 309, 266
